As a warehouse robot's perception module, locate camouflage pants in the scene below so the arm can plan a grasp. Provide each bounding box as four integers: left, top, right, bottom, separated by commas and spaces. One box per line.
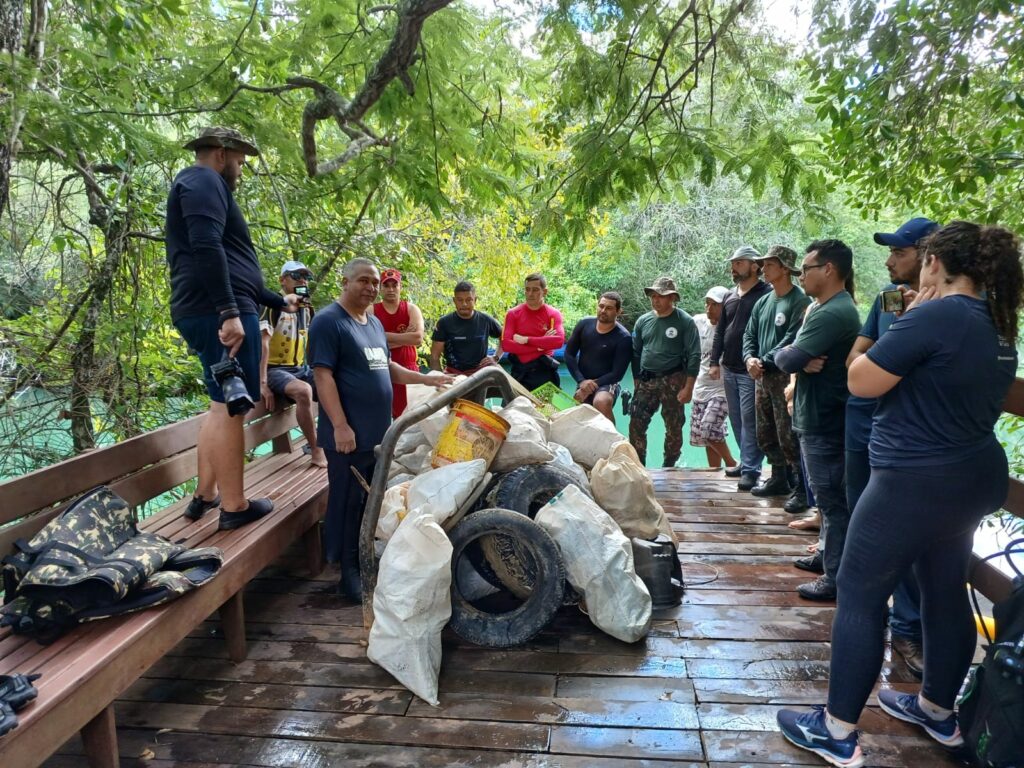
629, 371, 687, 467
755, 370, 800, 469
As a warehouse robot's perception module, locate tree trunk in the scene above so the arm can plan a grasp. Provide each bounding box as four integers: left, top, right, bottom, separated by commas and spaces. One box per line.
0, 0, 26, 218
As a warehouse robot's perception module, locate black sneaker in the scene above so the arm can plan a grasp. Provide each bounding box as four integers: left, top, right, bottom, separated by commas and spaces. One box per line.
891, 636, 925, 679
794, 553, 824, 574
737, 472, 760, 491
218, 498, 274, 530
185, 494, 221, 521
724, 465, 742, 477
797, 576, 837, 601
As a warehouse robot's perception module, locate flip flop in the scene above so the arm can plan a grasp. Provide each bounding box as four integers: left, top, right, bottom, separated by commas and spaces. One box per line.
0, 673, 41, 712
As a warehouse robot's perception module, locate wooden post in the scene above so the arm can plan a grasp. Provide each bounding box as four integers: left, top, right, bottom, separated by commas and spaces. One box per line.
219, 592, 247, 663
81, 704, 119, 768
271, 431, 293, 454
304, 521, 324, 577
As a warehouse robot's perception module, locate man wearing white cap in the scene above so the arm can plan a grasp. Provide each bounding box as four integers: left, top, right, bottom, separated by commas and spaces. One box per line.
690, 286, 737, 470
710, 245, 771, 490
259, 260, 326, 468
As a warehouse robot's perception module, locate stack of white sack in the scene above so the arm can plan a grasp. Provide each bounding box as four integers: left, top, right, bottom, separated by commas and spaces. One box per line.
591, 441, 677, 544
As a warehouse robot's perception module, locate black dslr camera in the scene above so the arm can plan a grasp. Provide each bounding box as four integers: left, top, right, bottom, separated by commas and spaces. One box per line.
210, 356, 254, 416
294, 284, 310, 304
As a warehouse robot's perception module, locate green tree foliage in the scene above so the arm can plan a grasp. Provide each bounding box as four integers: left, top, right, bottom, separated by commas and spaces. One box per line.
808, 0, 1024, 226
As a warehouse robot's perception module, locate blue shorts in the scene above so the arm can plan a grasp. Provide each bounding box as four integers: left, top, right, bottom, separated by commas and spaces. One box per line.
175, 313, 261, 403
266, 365, 315, 397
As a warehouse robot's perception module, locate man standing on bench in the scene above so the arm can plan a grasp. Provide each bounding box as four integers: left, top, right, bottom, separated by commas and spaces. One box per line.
309, 258, 453, 601
166, 126, 300, 531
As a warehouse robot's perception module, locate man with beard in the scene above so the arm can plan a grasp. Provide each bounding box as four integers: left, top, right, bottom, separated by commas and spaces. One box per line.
839, 217, 938, 675
564, 291, 632, 421
309, 258, 453, 601
166, 127, 300, 531
710, 246, 772, 490
429, 281, 503, 374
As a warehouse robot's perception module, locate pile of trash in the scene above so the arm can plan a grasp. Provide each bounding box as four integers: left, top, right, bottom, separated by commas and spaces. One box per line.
368, 384, 682, 706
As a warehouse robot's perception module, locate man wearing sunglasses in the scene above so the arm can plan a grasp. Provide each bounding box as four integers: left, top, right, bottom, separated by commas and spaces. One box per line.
260, 260, 326, 468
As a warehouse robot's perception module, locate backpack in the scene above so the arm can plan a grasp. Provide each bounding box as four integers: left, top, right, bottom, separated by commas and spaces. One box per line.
1, 485, 223, 643
960, 540, 1024, 768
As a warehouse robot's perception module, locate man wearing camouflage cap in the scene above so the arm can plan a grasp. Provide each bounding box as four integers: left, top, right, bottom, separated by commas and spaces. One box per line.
629, 276, 701, 467
743, 246, 811, 507
166, 127, 300, 531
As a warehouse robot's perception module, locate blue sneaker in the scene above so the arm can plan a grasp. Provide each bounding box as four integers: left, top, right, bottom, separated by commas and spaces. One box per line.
777, 706, 864, 767
876, 689, 963, 747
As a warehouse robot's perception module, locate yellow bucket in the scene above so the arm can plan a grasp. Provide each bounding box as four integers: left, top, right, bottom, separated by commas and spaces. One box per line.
431, 399, 511, 470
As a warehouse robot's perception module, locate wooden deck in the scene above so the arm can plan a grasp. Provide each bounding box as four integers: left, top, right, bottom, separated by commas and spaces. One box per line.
42, 468, 967, 767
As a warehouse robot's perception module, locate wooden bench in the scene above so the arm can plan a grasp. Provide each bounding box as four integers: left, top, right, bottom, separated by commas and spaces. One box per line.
969, 377, 1024, 606
0, 404, 328, 768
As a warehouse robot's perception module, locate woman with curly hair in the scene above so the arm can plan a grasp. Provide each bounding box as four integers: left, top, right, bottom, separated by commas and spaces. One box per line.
777, 221, 1024, 767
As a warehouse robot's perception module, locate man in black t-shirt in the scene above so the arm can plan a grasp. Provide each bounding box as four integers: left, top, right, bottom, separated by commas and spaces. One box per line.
166, 126, 299, 532
564, 292, 632, 421
429, 281, 503, 374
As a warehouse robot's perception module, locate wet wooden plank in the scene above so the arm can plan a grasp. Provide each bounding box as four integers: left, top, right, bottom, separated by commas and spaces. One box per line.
694, 679, 922, 705
554, 675, 696, 703
549, 725, 704, 761
406, 691, 700, 729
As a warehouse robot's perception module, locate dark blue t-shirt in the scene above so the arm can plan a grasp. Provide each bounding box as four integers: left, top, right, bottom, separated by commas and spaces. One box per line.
308, 302, 393, 452
845, 285, 899, 451
431, 310, 502, 372
867, 295, 1017, 467
165, 165, 283, 322
564, 318, 632, 386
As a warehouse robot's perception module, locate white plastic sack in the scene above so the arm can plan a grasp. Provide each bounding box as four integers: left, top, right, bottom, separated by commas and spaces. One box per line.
387, 472, 415, 488
406, 459, 487, 526
501, 396, 551, 441
366, 508, 452, 705
396, 443, 433, 475
549, 404, 623, 469
591, 441, 665, 540
376, 482, 410, 541
395, 426, 429, 457
406, 377, 468, 412
419, 407, 450, 448
491, 408, 554, 473
548, 442, 592, 496
535, 485, 652, 643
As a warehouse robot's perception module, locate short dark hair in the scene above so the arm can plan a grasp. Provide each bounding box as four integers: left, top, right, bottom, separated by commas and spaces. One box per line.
454, 281, 474, 294
600, 291, 622, 310
525, 272, 546, 288
805, 239, 853, 279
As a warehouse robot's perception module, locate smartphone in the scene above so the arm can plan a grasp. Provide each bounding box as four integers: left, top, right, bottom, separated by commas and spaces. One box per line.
294, 285, 311, 304
880, 289, 904, 313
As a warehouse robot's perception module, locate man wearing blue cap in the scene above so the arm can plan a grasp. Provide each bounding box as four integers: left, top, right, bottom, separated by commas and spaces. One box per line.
838, 216, 939, 677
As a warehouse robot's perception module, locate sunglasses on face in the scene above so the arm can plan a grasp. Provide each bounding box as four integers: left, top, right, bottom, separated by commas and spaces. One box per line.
284, 271, 311, 280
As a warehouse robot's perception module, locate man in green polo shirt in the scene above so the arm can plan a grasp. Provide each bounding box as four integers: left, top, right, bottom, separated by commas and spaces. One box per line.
775, 240, 861, 601
629, 276, 701, 467
742, 245, 811, 504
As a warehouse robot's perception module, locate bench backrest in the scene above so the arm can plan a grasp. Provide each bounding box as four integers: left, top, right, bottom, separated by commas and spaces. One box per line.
0, 404, 298, 557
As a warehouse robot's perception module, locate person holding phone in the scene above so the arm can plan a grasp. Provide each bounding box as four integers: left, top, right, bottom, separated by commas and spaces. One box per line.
841, 216, 939, 678
777, 221, 1023, 768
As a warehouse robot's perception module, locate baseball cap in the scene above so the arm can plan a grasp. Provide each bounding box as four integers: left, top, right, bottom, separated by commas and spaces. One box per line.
728, 245, 761, 262
280, 260, 312, 277
704, 286, 729, 304
381, 268, 402, 284
873, 217, 939, 248
183, 126, 260, 156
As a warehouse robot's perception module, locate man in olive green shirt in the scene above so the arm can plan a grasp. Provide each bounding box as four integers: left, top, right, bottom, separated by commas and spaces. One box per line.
775, 240, 862, 601
629, 276, 701, 467
743, 246, 811, 504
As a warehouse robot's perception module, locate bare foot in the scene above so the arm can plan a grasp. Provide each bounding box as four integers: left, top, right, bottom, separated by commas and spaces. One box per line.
788, 512, 821, 531
805, 542, 820, 554
309, 446, 328, 468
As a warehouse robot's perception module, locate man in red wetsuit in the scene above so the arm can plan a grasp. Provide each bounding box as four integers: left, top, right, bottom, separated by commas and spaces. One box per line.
372, 268, 424, 417
502, 272, 566, 391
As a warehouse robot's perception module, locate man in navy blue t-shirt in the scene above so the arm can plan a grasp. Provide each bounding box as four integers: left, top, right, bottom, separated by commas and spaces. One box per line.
309, 258, 452, 601
564, 291, 632, 421
166, 127, 300, 532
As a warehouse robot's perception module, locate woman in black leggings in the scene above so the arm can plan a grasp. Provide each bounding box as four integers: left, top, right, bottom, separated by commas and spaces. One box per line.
777, 221, 1024, 768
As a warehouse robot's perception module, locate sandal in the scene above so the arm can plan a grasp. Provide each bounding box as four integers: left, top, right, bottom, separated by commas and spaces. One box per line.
0, 673, 41, 711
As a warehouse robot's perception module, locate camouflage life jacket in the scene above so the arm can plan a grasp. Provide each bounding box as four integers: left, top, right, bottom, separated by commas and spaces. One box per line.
1, 485, 222, 643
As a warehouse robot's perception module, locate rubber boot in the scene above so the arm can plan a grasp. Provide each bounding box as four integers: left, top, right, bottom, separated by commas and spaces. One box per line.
751, 466, 791, 496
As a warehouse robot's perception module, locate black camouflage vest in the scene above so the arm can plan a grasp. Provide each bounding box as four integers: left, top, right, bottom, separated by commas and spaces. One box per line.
1, 486, 222, 643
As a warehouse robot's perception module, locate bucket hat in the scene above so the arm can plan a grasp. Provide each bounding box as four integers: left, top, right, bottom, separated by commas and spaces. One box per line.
644, 276, 680, 299
756, 245, 801, 275
183, 126, 260, 156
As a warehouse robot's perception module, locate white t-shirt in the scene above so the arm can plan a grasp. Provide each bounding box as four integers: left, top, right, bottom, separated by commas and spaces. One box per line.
693, 314, 726, 403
